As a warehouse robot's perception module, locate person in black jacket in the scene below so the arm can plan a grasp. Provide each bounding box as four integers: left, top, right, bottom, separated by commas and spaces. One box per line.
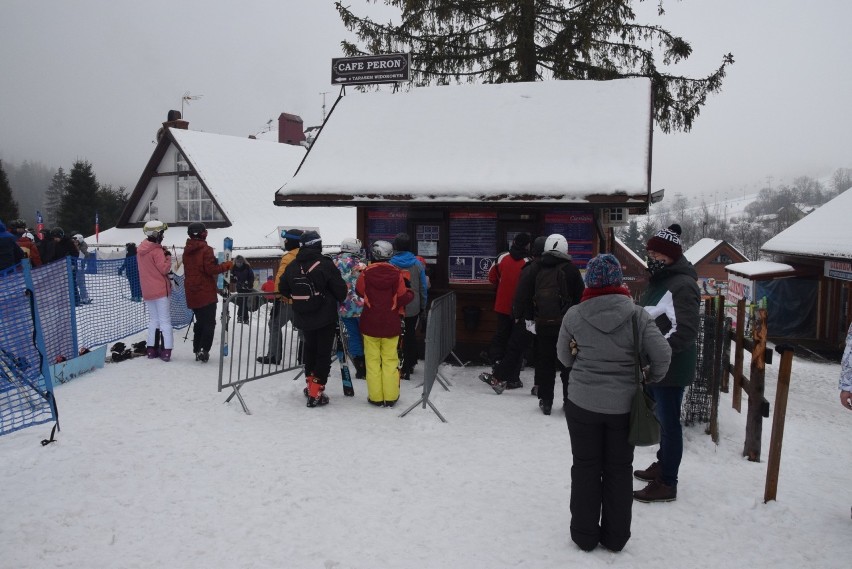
0, 220, 25, 272
279, 230, 347, 407
231, 255, 255, 323
509, 234, 585, 416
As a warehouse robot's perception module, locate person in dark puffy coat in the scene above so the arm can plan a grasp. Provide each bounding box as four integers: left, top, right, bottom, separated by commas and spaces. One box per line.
278, 230, 347, 407
0, 221, 25, 271
633, 224, 701, 504
231, 255, 255, 324
182, 222, 233, 363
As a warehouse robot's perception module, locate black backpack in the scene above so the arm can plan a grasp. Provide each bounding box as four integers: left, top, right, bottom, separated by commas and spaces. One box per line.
533, 265, 570, 328
290, 261, 325, 314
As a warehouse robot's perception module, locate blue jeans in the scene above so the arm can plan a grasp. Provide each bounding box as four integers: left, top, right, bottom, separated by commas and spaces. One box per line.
645, 385, 685, 487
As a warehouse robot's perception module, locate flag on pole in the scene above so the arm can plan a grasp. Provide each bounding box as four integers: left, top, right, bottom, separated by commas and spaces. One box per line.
95, 212, 99, 243
35, 211, 44, 241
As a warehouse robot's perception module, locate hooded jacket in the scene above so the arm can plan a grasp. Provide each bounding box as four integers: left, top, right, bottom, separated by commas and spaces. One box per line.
279, 247, 348, 331
182, 237, 231, 309
0, 222, 25, 271
389, 251, 427, 316
356, 261, 414, 338
137, 239, 172, 301
640, 255, 701, 386
488, 245, 529, 315
333, 252, 366, 318
558, 294, 672, 414
231, 257, 255, 292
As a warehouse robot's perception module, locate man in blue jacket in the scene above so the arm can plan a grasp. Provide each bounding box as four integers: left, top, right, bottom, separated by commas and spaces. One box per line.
389, 233, 427, 380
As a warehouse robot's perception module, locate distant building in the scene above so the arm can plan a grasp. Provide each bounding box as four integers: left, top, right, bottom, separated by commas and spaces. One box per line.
612, 237, 648, 299
683, 238, 749, 298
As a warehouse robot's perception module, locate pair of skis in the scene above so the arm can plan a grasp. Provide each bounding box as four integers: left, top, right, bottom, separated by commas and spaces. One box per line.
336, 317, 355, 397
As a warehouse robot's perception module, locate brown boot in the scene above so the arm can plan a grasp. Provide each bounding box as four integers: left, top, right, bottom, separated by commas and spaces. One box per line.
633, 461, 661, 482
633, 479, 677, 503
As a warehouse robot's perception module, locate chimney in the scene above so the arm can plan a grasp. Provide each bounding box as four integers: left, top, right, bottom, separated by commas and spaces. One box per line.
163, 109, 189, 130
278, 112, 306, 145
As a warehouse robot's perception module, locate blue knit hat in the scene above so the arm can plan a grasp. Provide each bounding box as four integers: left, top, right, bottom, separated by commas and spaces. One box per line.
584, 254, 623, 288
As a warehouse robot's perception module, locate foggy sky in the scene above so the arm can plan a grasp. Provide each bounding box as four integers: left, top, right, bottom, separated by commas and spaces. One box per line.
1, 0, 850, 206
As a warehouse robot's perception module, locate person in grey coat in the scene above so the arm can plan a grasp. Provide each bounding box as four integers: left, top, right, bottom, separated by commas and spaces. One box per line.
557, 254, 671, 553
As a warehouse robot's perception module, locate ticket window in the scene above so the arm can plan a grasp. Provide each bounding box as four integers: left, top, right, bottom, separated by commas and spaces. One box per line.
415, 222, 445, 289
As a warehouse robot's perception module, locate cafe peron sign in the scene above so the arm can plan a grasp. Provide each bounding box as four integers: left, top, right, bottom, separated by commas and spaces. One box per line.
331, 53, 411, 86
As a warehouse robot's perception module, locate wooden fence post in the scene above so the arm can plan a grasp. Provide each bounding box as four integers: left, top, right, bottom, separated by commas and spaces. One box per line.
764, 344, 795, 502
732, 299, 746, 412
743, 308, 768, 462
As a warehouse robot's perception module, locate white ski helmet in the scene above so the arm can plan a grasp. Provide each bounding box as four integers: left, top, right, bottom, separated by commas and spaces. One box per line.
143, 220, 168, 239
371, 240, 394, 261
73, 233, 84, 242
544, 233, 568, 255
340, 237, 362, 255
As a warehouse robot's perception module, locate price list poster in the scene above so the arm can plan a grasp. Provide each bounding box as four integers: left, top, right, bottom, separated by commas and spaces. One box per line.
543, 210, 594, 268
366, 208, 408, 250
448, 211, 497, 284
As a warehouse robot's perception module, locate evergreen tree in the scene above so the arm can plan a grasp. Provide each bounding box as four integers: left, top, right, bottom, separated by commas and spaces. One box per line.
618, 218, 645, 256
44, 167, 67, 227
96, 184, 129, 230
336, 0, 734, 132
58, 160, 99, 235
0, 160, 21, 222
7, 160, 52, 227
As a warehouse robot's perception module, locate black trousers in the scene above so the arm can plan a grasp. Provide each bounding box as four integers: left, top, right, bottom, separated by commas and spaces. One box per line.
492, 319, 531, 383
302, 322, 337, 384
401, 315, 419, 373
534, 331, 570, 403
565, 400, 634, 552
488, 312, 514, 362
192, 302, 218, 354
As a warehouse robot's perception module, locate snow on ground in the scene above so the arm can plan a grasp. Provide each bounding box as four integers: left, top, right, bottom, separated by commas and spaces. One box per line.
1, 334, 850, 569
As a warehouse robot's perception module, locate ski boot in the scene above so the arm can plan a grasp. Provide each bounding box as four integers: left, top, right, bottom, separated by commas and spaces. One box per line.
196, 349, 209, 363
479, 372, 493, 384
306, 377, 329, 408
159, 349, 172, 362
146, 346, 159, 359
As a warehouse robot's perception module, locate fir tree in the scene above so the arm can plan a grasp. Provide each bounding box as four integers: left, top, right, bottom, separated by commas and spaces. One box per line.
618, 218, 645, 256
44, 167, 67, 227
96, 184, 129, 230
58, 160, 99, 235
0, 160, 21, 223
336, 0, 734, 132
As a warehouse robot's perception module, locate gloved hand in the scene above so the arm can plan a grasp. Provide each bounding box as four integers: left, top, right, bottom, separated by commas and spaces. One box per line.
222, 260, 234, 270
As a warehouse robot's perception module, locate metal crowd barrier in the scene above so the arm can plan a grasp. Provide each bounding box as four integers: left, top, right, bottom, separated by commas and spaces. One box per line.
400, 291, 459, 422
218, 291, 302, 414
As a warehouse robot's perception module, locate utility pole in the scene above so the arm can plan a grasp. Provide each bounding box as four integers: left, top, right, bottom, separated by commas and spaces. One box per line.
319, 91, 329, 122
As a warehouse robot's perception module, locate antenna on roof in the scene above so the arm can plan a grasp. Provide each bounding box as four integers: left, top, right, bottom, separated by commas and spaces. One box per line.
181, 91, 204, 116
319, 91, 329, 122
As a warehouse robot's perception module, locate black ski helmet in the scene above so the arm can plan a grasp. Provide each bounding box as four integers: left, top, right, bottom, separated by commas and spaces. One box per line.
187, 222, 207, 239
50, 227, 65, 238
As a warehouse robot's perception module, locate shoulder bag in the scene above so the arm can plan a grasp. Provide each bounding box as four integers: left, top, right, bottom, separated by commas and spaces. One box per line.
628, 312, 661, 447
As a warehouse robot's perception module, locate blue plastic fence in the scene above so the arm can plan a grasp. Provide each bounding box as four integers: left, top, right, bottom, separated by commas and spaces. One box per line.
0, 261, 57, 437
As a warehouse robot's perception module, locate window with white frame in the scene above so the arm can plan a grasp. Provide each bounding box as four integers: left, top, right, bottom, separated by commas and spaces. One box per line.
175, 152, 224, 222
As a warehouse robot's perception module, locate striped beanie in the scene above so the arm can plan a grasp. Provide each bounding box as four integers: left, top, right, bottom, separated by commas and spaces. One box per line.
646, 224, 683, 260
584, 254, 623, 288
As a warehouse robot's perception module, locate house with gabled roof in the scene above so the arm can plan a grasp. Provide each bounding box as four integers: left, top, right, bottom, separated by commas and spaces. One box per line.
274, 78, 659, 359
683, 237, 749, 298
757, 189, 852, 352
93, 112, 356, 276
612, 237, 648, 299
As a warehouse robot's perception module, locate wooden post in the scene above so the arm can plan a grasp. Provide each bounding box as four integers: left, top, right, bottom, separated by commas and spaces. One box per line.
732, 299, 746, 412
764, 345, 795, 502
708, 294, 725, 443
718, 293, 729, 393
743, 308, 768, 462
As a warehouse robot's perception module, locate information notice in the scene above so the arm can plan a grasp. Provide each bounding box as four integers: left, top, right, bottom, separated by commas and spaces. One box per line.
367, 208, 408, 247
448, 212, 497, 283
543, 210, 595, 268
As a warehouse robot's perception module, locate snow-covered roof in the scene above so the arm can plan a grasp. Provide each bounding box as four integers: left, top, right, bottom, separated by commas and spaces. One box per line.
684, 238, 748, 264
726, 261, 796, 278
684, 238, 722, 264
614, 237, 647, 267
277, 78, 652, 203
93, 128, 356, 254
762, 189, 852, 259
